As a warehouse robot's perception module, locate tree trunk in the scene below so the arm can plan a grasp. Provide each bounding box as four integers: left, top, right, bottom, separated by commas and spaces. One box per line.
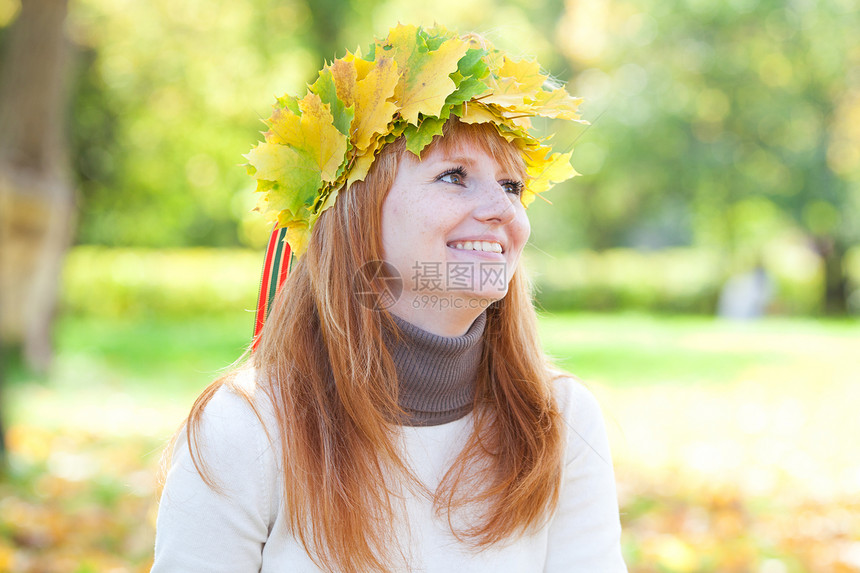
821, 238, 848, 315
0, 0, 74, 379
304, 0, 349, 62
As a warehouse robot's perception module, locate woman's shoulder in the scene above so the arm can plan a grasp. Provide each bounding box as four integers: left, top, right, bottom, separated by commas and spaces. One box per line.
181, 367, 279, 464
206, 366, 272, 413
547, 369, 613, 464
164, 367, 281, 502
201, 367, 272, 421
155, 368, 279, 569
548, 370, 603, 421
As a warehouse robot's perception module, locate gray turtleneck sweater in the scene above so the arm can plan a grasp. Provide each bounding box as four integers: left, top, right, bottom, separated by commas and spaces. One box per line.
153, 313, 627, 572
386, 311, 485, 427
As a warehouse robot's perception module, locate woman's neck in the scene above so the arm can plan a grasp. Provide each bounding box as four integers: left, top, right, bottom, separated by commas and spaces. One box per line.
384, 310, 486, 426
386, 297, 490, 337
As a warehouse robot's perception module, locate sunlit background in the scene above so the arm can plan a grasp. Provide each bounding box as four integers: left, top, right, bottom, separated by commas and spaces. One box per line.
1, 0, 859, 571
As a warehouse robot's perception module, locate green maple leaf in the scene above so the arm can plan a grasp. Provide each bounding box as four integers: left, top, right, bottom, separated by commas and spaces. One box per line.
445, 76, 488, 108
311, 68, 355, 137
404, 115, 446, 156
456, 48, 489, 80
275, 94, 301, 115
381, 24, 470, 124
245, 143, 321, 214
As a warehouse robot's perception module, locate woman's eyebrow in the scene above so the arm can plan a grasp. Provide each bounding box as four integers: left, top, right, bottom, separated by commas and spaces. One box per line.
436, 154, 479, 168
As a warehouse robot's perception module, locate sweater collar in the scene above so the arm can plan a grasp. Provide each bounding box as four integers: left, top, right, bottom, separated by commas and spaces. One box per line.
385, 311, 486, 427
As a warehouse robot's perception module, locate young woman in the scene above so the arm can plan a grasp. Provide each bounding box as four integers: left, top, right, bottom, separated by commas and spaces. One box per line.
152, 26, 626, 573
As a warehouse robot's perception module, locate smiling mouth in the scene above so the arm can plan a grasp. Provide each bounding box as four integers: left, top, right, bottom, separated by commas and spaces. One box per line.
447, 240, 504, 254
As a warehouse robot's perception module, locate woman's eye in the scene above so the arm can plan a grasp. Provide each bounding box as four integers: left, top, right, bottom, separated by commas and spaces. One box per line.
437, 167, 467, 186
502, 180, 524, 196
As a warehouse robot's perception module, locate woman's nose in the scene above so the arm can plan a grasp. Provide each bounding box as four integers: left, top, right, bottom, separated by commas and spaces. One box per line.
473, 181, 516, 224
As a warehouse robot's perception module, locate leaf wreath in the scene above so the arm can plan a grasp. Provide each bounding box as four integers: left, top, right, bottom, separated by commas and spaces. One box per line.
244, 24, 586, 256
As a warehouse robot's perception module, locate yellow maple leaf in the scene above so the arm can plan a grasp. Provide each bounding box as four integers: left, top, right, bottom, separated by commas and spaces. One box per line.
500, 109, 534, 131
352, 57, 400, 151
379, 24, 420, 66
315, 188, 339, 220
347, 141, 382, 189
264, 105, 302, 145
483, 56, 548, 108
330, 58, 357, 107
459, 101, 504, 125
342, 48, 376, 81
275, 212, 311, 256
389, 33, 469, 123
297, 93, 347, 183
254, 191, 290, 226
458, 103, 533, 143
260, 92, 347, 184
498, 57, 546, 91
523, 88, 584, 121
523, 147, 577, 203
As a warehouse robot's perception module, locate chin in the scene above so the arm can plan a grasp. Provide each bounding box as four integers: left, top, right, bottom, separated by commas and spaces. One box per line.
466, 287, 508, 305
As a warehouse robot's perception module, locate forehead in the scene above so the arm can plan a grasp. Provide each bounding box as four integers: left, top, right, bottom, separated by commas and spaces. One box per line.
411, 141, 496, 167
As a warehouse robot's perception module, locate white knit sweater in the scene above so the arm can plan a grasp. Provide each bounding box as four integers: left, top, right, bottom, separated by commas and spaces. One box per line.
152, 374, 627, 572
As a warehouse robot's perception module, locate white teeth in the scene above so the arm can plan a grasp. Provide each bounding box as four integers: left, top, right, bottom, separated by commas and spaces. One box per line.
451, 241, 503, 253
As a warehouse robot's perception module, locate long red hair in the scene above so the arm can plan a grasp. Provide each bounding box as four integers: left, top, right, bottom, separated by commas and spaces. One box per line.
176, 119, 565, 573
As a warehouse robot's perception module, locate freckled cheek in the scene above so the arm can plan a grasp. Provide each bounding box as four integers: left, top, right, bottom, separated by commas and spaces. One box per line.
381, 202, 408, 260
513, 212, 531, 249
390, 205, 443, 254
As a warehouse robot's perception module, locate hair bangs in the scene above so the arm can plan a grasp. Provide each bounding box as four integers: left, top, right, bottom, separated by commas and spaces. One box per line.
412, 119, 527, 182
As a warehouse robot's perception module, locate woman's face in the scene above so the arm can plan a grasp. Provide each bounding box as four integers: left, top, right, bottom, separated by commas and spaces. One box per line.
380, 139, 530, 309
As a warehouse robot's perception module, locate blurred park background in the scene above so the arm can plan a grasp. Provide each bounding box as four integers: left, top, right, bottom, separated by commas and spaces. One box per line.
1, 0, 859, 571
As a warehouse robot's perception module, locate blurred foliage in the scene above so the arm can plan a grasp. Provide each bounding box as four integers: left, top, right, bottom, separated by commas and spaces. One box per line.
3, 0, 858, 309
0, 428, 157, 573
49, 0, 580, 248
61, 247, 260, 319
3, 3, 858, 567
60, 245, 860, 319
530, 230, 860, 314
1, 0, 855, 253
546, 0, 860, 253
2, 311, 858, 572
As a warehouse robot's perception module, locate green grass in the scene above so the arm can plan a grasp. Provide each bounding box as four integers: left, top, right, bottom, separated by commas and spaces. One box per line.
6, 310, 857, 434
537, 310, 857, 387
3, 310, 858, 572
5, 313, 255, 434
10, 309, 855, 396
12, 310, 857, 390
52, 313, 254, 392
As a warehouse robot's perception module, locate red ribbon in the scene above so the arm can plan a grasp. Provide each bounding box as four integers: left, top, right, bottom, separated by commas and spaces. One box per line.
252, 226, 293, 350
